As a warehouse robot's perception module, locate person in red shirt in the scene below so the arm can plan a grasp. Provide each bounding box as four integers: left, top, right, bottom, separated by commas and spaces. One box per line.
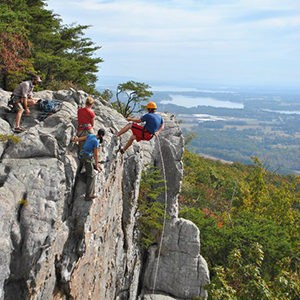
77, 96, 96, 150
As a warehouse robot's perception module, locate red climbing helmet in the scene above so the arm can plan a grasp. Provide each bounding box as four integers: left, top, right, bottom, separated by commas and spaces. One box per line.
146, 101, 157, 109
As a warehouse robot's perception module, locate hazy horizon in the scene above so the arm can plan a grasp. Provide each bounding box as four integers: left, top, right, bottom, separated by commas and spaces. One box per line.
47, 0, 300, 90
97, 76, 300, 94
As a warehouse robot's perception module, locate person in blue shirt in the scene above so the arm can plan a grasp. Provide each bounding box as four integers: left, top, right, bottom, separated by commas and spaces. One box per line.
72, 129, 105, 201
116, 101, 164, 153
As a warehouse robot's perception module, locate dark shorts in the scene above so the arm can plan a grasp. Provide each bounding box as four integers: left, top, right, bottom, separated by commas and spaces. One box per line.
131, 123, 153, 142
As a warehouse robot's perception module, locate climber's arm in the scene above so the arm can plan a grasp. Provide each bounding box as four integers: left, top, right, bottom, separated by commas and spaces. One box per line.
71, 136, 87, 143
155, 122, 165, 136
126, 116, 141, 123
93, 147, 101, 171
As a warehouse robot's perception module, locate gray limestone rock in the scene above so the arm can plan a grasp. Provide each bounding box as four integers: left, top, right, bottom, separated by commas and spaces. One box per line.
0, 87, 209, 300
143, 218, 209, 300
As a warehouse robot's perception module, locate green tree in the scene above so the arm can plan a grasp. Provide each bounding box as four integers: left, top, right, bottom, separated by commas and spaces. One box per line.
0, 1, 34, 89
26, 0, 103, 93
113, 80, 153, 117
138, 165, 166, 248
0, 0, 103, 93
208, 243, 273, 300
179, 150, 299, 298
99, 89, 113, 102
272, 257, 300, 300
0, 32, 34, 90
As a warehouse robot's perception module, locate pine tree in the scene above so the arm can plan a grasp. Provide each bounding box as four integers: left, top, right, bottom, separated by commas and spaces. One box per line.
0, 0, 103, 93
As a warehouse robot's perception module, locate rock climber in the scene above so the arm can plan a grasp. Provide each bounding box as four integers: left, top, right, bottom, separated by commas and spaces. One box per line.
77, 96, 96, 150
116, 101, 164, 153
71, 129, 105, 201
11, 74, 42, 133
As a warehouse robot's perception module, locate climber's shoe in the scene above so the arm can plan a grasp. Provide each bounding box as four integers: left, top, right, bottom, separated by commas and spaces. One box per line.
85, 194, 97, 201
13, 127, 26, 133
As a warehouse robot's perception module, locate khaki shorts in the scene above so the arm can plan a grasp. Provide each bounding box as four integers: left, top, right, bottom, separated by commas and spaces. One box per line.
14, 101, 24, 112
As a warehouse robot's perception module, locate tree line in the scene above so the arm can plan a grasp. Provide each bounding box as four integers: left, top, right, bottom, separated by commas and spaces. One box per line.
180, 151, 300, 299
138, 150, 300, 299
0, 1, 155, 115
0, 0, 102, 94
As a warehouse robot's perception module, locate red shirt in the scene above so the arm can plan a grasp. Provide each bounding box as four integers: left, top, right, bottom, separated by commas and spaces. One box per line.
77, 107, 95, 130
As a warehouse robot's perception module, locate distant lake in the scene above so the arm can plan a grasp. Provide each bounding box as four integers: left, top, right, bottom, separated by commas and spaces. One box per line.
160, 94, 244, 109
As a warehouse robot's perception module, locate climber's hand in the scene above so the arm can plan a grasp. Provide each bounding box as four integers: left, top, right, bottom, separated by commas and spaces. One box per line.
94, 164, 102, 172
71, 136, 77, 143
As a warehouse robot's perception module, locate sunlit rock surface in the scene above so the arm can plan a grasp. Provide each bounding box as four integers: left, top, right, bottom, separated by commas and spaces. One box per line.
0, 88, 209, 300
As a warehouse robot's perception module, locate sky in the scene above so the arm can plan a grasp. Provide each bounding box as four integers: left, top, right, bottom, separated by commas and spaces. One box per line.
46, 0, 300, 90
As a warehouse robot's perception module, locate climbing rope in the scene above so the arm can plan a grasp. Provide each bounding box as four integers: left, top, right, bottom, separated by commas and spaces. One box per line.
152, 135, 168, 293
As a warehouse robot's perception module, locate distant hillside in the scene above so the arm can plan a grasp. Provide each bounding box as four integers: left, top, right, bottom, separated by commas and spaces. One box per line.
152, 90, 300, 174
179, 150, 300, 299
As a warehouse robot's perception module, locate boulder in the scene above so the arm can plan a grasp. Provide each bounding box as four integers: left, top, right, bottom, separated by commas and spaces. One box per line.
0, 88, 209, 300
142, 218, 209, 299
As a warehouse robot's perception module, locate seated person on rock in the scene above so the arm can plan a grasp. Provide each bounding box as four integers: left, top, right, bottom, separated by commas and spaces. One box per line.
11, 74, 42, 133
116, 101, 164, 154
71, 129, 105, 201
77, 96, 96, 150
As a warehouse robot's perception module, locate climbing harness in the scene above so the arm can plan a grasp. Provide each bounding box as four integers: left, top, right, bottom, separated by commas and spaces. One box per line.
131, 123, 153, 141
78, 123, 93, 131
152, 135, 168, 293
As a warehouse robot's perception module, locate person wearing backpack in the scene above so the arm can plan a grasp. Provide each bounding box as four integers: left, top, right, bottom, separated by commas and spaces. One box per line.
71, 129, 105, 201
116, 101, 164, 153
77, 96, 96, 150
11, 74, 42, 133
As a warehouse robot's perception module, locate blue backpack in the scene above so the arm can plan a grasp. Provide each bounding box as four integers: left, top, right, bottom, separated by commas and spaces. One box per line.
37, 99, 62, 121
38, 99, 62, 113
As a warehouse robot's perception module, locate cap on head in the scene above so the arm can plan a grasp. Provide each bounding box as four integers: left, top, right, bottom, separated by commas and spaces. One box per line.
146, 101, 157, 109
32, 74, 42, 83
97, 128, 105, 137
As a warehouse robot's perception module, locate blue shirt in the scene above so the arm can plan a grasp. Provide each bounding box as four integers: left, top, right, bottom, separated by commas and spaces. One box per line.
82, 134, 99, 156
141, 113, 163, 134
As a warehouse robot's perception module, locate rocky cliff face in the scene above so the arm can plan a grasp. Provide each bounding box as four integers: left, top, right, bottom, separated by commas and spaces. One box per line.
0, 88, 209, 300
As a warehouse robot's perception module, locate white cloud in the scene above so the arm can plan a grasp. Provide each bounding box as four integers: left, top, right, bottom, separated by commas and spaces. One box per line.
46, 0, 300, 88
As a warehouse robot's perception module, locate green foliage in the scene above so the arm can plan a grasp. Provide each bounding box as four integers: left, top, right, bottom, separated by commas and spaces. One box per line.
99, 89, 113, 102
208, 243, 273, 300
184, 131, 197, 146
179, 150, 300, 298
208, 244, 300, 299
0, 0, 102, 93
0, 2, 34, 89
272, 257, 300, 300
112, 81, 153, 117
138, 165, 166, 248
207, 266, 237, 300
0, 134, 21, 144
